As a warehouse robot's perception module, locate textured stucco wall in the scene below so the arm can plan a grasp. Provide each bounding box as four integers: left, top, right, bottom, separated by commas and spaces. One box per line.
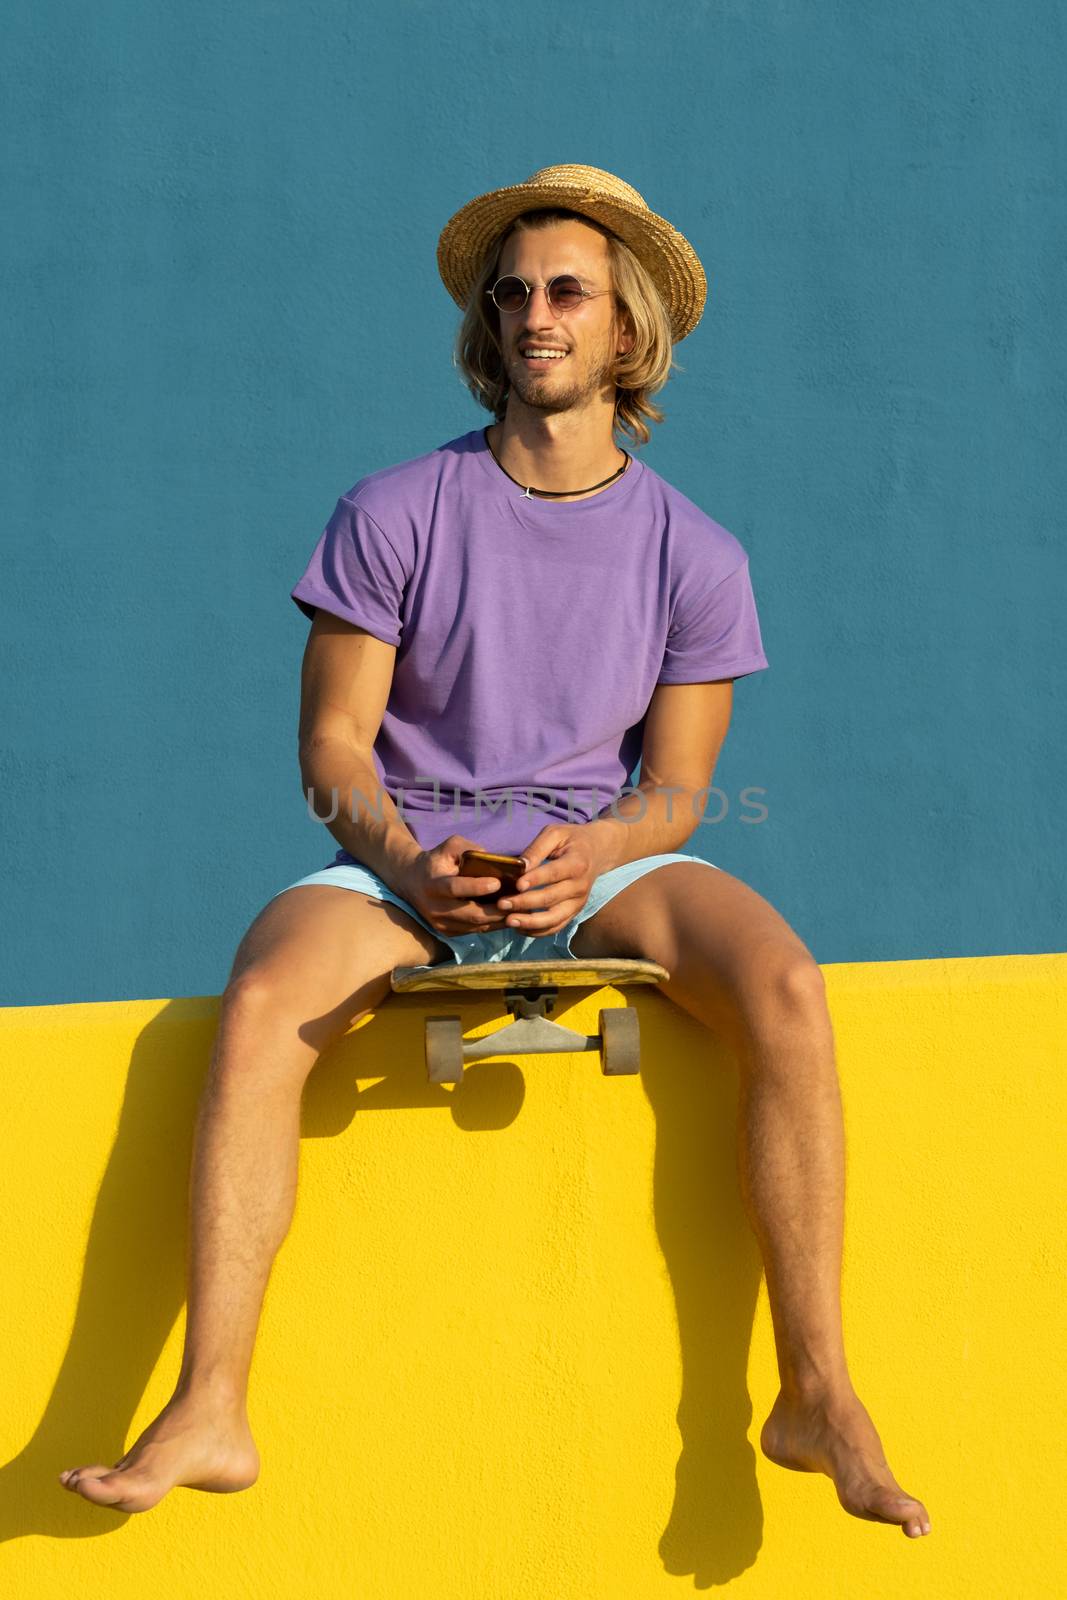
2, 953, 1064, 1593
2, 1, 1065, 1004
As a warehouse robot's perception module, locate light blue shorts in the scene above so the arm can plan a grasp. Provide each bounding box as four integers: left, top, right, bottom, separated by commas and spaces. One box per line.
271, 851, 719, 969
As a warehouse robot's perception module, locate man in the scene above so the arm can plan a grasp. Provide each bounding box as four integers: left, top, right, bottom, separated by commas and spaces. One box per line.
59, 164, 931, 1539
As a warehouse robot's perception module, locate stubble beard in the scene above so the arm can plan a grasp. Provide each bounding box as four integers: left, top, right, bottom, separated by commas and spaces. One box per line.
507, 342, 617, 415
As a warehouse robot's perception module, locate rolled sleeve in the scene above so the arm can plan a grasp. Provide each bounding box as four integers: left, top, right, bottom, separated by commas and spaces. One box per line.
657, 556, 769, 684
291, 497, 407, 646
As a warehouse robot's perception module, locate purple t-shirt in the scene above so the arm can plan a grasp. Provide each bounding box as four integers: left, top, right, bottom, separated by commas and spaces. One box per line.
291, 427, 769, 860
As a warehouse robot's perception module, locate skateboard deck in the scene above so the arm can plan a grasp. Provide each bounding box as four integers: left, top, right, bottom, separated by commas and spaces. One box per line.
390, 956, 669, 994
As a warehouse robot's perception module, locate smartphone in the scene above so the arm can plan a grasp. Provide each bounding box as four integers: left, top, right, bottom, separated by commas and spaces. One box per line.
459, 849, 529, 903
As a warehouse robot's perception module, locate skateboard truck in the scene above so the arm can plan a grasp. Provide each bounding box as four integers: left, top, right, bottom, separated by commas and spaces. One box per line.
390, 958, 670, 1084
464, 982, 590, 1060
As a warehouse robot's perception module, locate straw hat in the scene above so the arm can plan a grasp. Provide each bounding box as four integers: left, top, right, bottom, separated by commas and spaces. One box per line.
436, 163, 707, 343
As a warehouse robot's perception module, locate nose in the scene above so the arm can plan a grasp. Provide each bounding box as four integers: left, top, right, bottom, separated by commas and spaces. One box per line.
521, 284, 558, 327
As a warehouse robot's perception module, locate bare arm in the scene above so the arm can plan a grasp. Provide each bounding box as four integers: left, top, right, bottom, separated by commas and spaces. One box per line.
296, 610, 423, 894
584, 679, 735, 871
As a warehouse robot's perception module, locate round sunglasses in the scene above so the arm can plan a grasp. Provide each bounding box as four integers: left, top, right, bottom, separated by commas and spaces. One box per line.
485, 274, 614, 315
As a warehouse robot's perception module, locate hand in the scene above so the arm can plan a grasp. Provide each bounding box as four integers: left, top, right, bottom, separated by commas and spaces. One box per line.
493, 823, 612, 938
395, 835, 513, 937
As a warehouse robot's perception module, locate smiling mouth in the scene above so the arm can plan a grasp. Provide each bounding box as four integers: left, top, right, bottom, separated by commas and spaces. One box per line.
519, 351, 569, 367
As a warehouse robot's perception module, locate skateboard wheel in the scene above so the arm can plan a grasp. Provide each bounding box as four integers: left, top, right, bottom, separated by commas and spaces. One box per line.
425, 1016, 465, 1084
599, 1006, 640, 1076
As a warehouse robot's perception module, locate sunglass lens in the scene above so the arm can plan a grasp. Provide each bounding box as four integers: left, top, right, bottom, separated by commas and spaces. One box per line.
493, 277, 527, 312
549, 276, 584, 311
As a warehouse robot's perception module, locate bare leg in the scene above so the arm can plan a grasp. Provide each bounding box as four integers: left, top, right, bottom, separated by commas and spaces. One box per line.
730, 965, 930, 1537
59, 886, 450, 1513
731, 962, 853, 1397
58, 999, 291, 1510
569, 862, 932, 1539
175, 991, 316, 1402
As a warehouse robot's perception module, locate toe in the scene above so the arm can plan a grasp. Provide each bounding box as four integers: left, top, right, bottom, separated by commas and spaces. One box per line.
882, 1492, 930, 1535
76, 1460, 172, 1512
61, 1462, 109, 1489
843, 1479, 929, 1529
67, 1465, 132, 1502
74, 1469, 140, 1506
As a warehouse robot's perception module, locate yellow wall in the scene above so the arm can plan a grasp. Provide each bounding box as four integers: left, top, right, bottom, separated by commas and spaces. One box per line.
2, 953, 1064, 1596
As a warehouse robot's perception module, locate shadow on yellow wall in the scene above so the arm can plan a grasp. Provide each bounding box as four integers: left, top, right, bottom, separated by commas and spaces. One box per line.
2, 954, 1064, 1597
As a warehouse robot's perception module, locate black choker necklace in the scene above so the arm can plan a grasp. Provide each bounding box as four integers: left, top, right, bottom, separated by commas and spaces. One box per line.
483, 427, 630, 499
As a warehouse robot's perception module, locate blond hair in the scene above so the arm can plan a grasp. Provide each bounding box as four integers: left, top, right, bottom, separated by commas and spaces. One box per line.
450, 207, 681, 448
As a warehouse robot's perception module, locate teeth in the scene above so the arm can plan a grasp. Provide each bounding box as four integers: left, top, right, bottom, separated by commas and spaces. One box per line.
522, 349, 566, 358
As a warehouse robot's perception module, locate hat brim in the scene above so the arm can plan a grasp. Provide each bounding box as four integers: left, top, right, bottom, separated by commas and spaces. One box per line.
437, 176, 707, 343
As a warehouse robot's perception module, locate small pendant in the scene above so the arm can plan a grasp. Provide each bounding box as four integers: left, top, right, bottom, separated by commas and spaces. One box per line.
524, 486, 532, 498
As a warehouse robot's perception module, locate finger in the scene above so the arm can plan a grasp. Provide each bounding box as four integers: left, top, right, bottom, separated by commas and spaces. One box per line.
504, 913, 567, 935
499, 878, 580, 913
437, 906, 510, 933
445, 875, 501, 900
513, 861, 570, 894
516, 830, 568, 873
503, 899, 580, 929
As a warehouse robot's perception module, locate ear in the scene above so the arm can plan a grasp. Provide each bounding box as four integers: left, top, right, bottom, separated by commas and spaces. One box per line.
614, 303, 636, 357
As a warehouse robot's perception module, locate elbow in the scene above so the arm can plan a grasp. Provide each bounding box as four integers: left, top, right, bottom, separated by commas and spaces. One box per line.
298, 732, 346, 786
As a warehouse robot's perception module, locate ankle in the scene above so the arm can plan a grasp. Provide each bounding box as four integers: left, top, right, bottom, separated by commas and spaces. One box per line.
779, 1372, 857, 1411
172, 1370, 248, 1414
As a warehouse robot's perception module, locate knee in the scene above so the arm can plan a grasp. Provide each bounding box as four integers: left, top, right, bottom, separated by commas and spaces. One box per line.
220, 969, 285, 1024
776, 952, 826, 1010
743, 948, 828, 1032
216, 972, 340, 1067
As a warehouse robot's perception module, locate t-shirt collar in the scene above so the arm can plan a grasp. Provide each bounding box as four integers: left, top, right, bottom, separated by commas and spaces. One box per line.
467, 426, 644, 531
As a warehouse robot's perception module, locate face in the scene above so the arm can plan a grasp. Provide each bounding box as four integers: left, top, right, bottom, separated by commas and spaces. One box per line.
492, 218, 634, 415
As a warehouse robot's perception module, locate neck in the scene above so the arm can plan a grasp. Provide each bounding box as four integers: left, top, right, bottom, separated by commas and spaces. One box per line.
486, 408, 627, 501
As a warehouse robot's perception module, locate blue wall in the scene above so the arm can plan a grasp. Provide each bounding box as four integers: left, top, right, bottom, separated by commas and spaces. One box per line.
3, 0, 1064, 1004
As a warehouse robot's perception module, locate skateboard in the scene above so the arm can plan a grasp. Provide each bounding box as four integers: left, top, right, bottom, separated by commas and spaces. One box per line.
390, 957, 670, 1084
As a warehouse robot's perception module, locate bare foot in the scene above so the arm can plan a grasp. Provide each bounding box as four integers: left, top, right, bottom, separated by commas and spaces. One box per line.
760, 1387, 931, 1538
57, 1391, 260, 1514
